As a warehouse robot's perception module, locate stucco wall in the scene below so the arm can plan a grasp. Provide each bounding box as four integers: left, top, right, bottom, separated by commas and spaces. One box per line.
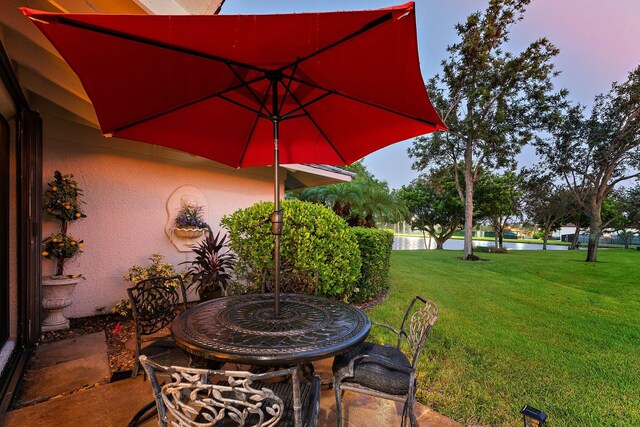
42, 115, 275, 318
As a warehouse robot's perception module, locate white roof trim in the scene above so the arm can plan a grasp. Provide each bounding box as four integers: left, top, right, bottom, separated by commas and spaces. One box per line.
283, 164, 354, 182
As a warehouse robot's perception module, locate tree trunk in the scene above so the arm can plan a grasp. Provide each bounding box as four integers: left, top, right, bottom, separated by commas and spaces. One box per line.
586, 209, 602, 262
463, 167, 474, 259
494, 233, 498, 248
498, 231, 504, 249
542, 235, 548, 250
571, 224, 580, 249
435, 238, 445, 250
56, 258, 65, 277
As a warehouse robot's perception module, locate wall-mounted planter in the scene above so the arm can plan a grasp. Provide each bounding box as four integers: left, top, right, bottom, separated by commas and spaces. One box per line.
173, 227, 205, 239
165, 185, 209, 252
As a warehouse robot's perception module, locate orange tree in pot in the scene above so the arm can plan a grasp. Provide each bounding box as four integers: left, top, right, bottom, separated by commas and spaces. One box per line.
41, 170, 86, 278
40, 170, 86, 331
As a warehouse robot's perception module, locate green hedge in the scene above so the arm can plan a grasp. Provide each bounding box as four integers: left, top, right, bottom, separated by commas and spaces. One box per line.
350, 227, 394, 303
221, 200, 361, 299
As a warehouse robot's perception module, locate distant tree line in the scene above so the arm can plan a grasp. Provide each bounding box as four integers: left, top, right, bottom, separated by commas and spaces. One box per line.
289, 0, 640, 263
407, 0, 639, 262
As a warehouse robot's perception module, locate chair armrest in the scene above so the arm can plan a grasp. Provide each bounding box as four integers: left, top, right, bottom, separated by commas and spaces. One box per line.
371, 321, 401, 337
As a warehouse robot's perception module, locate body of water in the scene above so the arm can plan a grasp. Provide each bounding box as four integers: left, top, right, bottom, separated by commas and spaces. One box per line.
393, 235, 576, 251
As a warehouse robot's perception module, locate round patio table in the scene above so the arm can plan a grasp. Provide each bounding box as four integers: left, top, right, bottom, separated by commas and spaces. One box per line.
171, 293, 371, 366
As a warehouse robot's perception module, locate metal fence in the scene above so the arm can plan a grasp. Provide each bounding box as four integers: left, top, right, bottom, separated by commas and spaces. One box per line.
561, 234, 640, 246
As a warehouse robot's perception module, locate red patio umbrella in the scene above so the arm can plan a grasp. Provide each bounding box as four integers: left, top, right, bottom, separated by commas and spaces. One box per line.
22, 2, 446, 315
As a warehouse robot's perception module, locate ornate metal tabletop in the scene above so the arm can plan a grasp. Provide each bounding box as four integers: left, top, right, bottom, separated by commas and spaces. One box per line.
171, 293, 371, 365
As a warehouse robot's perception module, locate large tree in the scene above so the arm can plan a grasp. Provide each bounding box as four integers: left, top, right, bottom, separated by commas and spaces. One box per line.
476, 171, 522, 248
536, 65, 640, 261
521, 170, 571, 250
409, 0, 564, 260
397, 168, 465, 249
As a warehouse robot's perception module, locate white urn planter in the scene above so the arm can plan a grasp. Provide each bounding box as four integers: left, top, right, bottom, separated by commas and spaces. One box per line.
41, 277, 80, 331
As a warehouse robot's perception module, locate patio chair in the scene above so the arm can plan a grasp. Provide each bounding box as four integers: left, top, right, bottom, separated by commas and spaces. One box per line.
127, 275, 190, 378
332, 296, 438, 427
261, 264, 319, 295
134, 355, 321, 427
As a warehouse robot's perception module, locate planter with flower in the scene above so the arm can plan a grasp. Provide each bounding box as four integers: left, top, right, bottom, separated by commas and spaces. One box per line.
41, 170, 86, 331
172, 203, 210, 239
112, 253, 183, 318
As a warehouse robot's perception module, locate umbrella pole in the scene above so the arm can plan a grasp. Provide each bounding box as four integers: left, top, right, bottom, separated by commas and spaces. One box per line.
272, 118, 282, 317
271, 72, 283, 316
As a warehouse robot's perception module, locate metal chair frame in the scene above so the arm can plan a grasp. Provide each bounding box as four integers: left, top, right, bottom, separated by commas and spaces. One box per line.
137, 355, 321, 427
127, 275, 188, 378
333, 296, 438, 427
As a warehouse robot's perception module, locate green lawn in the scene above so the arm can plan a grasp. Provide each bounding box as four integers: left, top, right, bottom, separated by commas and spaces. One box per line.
366, 249, 640, 426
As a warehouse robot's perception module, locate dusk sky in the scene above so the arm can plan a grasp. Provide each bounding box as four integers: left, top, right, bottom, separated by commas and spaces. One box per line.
221, 1, 640, 189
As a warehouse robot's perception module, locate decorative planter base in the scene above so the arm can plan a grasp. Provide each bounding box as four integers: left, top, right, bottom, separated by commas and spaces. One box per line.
174, 227, 205, 238
42, 277, 79, 332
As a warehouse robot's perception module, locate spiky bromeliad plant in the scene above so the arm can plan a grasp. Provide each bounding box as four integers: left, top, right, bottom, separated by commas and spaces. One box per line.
174, 204, 210, 230
41, 170, 86, 278
181, 231, 236, 300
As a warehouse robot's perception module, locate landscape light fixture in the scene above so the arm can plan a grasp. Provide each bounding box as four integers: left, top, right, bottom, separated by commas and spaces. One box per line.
521, 405, 547, 426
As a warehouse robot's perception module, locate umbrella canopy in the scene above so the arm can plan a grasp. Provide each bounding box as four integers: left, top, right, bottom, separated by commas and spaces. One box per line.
22, 2, 446, 315
21, 2, 445, 166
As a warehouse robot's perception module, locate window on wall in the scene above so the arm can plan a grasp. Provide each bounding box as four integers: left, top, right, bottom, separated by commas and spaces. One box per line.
0, 115, 8, 347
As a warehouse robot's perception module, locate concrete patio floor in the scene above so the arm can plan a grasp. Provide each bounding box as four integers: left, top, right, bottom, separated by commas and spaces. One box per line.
5, 332, 461, 427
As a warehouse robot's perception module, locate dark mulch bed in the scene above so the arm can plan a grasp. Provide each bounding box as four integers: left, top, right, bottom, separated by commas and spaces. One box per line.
41, 291, 388, 375
42, 314, 137, 373
353, 288, 389, 311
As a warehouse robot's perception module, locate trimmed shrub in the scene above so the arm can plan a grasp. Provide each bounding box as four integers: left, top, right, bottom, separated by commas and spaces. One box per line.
221, 200, 361, 299
350, 227, 394, 303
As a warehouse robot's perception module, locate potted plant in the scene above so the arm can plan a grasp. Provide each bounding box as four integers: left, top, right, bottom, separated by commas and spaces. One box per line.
182, 231, 236, 301
41, 170, 87, 331
112, 253, 182, 318
173, 203, 210, 238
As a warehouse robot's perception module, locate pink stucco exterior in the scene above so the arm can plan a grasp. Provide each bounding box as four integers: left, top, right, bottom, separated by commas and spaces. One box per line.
42, 114, 275, 318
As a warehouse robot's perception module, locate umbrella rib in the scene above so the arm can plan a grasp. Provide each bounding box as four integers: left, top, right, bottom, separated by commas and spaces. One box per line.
218, 94, 271, 119
237, 84, 273, 167
276, 63, 299, 117
281, 11, 393, 71
237, 112, 262, 168
283, 86, 347, 164
110, 75, 269, 133
57, 16, 265, 73
335, 91, 438, 127
287, 75, 439, 127
227, 63, 271, 115
280, 91, 334, 120
55, 17, 284, 132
